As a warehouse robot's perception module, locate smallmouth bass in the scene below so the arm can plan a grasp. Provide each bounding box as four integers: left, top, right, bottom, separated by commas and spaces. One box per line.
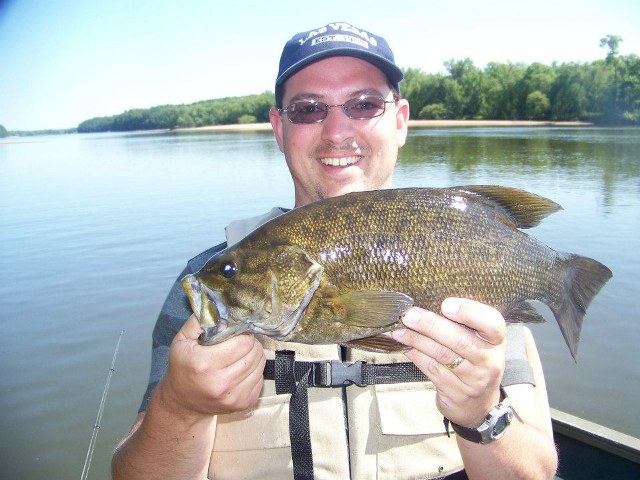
182, 186, 612, 358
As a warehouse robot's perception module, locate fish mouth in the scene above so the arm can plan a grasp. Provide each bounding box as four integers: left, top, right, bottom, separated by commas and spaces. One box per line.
181, 274, 249, 345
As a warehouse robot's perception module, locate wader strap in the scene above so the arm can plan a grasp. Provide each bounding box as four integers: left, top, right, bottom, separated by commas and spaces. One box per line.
273, 350, 314, 480
264, 350, 431, 480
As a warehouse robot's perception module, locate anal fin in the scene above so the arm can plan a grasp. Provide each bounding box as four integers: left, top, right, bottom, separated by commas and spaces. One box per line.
346, 334, 409, 352
504, 301, 548, 324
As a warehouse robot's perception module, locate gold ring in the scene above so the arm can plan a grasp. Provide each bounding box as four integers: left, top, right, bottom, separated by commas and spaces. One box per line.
444, 356, 464, 370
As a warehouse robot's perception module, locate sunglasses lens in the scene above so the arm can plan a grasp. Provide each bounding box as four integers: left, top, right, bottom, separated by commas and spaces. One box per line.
287, 102, 327, 124
284, 96, 390, 124
344, 97, 387, 119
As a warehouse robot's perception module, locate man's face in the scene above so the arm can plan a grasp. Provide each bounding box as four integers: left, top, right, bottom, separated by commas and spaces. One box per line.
270, 56, 410, 207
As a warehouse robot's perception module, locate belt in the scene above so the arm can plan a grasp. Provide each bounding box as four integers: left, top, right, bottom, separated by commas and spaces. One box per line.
263, 350, 431, 480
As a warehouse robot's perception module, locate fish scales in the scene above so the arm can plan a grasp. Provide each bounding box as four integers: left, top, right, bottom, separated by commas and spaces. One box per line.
182, 186, 612, 358
256, 189, 553, 305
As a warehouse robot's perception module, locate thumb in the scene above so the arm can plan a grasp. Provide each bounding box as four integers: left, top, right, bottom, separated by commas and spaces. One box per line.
175, 314, 204, 343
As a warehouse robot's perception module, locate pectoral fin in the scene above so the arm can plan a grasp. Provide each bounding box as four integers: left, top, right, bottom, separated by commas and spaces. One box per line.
332, 290, 414, 328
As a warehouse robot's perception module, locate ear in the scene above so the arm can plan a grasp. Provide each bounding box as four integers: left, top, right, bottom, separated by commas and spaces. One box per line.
395, 98, 410, 148
269, 107, 286, 153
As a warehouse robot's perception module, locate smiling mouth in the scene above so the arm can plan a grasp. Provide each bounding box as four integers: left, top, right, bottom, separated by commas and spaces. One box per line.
320, 156, 361, 167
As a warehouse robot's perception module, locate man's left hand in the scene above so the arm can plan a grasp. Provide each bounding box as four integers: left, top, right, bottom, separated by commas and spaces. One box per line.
391, 297, 506, 428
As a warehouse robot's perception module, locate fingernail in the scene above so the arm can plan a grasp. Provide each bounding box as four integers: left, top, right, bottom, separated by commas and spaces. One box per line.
442, 298, 460, 316
402, 310, 420, 325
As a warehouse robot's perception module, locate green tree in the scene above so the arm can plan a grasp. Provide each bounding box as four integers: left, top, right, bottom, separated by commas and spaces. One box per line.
176, 112, 195, 128
619, 54, 640, 123
445, 58, 486, 118
518, 63, 555, 118
483, 62, 527, 119
0, 124, 7, 137
442, 78, 464, 118
582, 60, 613, 121
418, 103, 447, 120
401, 68, 446, 119
549, 63, 589, 120
600, 35, 622, 62
600, 35, 623, 122
525, 91, 550, 120
238, 114, 257, 124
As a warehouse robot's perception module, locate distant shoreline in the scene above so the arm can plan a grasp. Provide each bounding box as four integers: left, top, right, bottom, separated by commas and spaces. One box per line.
175, 119, 593, 133
1, 120, 595, 140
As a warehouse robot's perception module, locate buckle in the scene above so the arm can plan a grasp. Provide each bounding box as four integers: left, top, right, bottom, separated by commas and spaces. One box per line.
324, 360, 365, 387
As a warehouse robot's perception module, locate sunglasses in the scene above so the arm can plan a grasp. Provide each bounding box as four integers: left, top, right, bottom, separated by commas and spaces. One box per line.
280, 95, 396, 124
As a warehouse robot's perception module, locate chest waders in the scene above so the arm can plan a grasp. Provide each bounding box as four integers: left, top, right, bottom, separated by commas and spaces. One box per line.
264, 350, 432, 480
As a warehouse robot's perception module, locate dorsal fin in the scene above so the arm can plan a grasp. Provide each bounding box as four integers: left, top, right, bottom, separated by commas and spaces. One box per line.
452, 185, 562, 229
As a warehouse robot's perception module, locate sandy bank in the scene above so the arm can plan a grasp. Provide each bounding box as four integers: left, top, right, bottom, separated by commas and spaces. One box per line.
176, 123, 273, 132
407, 119, 593, 127
175, 119, 592, 133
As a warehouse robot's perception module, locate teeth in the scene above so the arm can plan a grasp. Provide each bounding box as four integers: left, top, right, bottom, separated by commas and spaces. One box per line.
321, 156, 360, 167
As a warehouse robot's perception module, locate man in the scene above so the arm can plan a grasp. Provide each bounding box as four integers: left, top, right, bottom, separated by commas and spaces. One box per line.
113, 22, 558, 479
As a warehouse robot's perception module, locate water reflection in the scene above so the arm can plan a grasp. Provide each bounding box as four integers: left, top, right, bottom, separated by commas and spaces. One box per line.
399, 127, 640, 211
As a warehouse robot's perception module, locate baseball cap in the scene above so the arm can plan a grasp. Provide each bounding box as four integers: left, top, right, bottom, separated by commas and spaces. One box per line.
275, 21, 403, 107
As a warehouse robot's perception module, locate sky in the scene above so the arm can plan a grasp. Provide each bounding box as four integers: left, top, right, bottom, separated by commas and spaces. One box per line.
1, 0, 639, 131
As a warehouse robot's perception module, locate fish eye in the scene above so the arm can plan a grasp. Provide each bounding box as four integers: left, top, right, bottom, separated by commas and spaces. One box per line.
220, 261, 238, 278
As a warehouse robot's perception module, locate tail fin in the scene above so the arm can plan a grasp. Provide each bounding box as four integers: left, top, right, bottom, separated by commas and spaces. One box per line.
549, 254, 612, 360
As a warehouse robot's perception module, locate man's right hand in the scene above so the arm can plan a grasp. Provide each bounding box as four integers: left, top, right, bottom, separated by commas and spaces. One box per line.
157, 314, 266, 417
112, 315, 265, 478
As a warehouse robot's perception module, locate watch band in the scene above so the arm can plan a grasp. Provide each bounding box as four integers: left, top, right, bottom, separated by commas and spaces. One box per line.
449, 417, 486, 443
446, 386, 513, 444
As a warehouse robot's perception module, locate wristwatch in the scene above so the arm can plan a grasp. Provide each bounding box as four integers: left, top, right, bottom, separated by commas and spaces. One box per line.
447, 386, 513, 444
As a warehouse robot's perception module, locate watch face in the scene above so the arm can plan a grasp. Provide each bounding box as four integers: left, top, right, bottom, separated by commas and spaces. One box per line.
492, 415, 509, 437
490, 407, 513, 439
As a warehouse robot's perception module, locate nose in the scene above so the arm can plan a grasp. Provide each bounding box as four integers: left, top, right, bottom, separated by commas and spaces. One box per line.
320, 104, 355, 144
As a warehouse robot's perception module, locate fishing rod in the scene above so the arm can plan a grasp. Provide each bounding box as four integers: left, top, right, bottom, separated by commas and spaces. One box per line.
80, 329, 124, 480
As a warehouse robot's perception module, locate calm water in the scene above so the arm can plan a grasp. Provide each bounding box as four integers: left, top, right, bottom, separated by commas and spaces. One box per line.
1, 126, 638, 478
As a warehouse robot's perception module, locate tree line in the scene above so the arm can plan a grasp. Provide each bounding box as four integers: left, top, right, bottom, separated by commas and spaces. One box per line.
78, 36, 638, 133
3, 35, 636, 136
1, 126, 76, 137
403, 35, 638, 124
77, 93, 274, 133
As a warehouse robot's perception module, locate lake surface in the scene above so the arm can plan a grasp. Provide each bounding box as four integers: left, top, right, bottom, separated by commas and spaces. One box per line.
1, 126, 638, 478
